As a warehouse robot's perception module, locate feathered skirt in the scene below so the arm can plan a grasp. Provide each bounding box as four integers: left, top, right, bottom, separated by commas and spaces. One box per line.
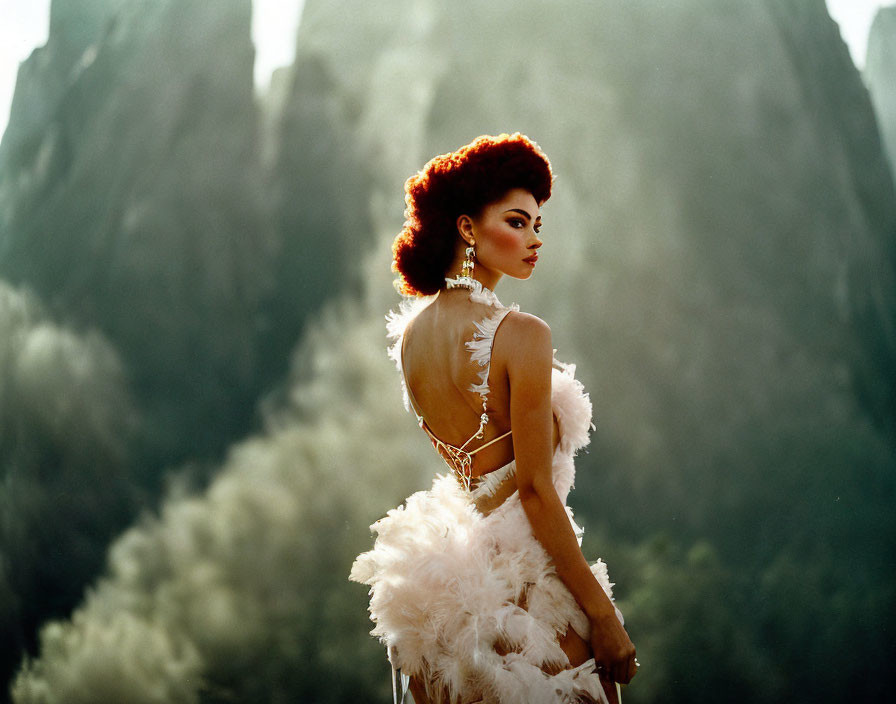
350, 453, 622, 703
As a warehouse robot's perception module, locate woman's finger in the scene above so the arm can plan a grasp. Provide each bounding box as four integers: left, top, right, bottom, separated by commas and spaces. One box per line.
612, 660, 628, 685
614, 654, 637, 684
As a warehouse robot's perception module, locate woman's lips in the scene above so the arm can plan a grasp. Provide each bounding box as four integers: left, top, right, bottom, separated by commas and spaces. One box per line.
523, 254, 538, 264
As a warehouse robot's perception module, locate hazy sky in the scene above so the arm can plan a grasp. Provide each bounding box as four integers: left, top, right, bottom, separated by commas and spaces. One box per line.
0, 0, 888, 139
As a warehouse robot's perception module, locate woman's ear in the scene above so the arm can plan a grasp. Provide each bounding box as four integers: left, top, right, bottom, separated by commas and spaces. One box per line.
456, 214, 475, 245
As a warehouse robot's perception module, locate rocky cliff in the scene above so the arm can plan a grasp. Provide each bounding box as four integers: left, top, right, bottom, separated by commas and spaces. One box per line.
0, 0, 372, 467
866, 5, 896, 176
0, 0, 267, 465
0, 0, 370, 699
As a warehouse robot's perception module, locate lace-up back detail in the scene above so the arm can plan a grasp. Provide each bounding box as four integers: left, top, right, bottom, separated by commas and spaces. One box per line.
391, 277, 518, 490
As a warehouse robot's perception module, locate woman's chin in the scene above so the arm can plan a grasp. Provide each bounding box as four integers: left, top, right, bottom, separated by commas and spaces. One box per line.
499, 265, 536, 281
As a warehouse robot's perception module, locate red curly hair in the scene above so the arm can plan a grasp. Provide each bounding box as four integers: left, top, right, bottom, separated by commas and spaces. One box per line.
392, 133, 553, 296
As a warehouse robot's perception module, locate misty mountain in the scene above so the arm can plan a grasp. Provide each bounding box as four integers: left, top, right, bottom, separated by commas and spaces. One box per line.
867, 5, 896, 176
0, 0, 267, 466
0, 0, 371, 699
0, 0, 372, 470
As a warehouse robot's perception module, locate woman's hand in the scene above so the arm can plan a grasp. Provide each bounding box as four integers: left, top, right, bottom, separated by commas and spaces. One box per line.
589, 610, 637, 684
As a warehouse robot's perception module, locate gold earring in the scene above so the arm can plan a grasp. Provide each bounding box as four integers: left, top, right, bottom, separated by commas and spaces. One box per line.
461, 242, 475, 279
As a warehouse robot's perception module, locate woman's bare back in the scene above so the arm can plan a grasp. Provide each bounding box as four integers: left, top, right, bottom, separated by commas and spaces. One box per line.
401, 286, 559, 479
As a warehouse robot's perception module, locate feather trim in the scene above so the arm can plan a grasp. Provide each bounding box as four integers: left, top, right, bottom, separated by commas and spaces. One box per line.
468, 461, 516, 501
385, 295, 436, 412
550, 361, 594, 455
444, 276, 502, 307
466, 305, 519, 401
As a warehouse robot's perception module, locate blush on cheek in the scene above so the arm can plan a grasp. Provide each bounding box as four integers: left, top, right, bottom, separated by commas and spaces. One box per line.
491, 229, 520, 251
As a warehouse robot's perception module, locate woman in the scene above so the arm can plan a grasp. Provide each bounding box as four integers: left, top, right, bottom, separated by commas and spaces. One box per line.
351, 134, 637, 704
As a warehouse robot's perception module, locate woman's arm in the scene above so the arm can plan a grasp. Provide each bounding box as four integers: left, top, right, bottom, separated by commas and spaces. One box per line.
499, 312, 637, 685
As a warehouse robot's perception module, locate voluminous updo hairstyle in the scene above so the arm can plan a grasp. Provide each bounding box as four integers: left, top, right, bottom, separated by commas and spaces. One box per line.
392, 133, 553, 296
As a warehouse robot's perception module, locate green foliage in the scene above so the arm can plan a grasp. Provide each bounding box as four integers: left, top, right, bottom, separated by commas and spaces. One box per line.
0, 281, 139, 696
11, 303, 431, 703
614, 538, 775, 704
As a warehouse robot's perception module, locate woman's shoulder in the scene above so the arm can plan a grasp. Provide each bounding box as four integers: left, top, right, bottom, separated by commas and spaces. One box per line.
499, 309, 551, 339
386, 295, 435, 342
493, 309, 553, 365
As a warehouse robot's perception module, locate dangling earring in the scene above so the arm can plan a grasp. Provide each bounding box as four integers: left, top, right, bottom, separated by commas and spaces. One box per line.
461, 241, 475, 279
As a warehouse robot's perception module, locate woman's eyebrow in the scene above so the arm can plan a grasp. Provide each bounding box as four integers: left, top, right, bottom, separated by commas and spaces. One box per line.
504, 208, 541, 221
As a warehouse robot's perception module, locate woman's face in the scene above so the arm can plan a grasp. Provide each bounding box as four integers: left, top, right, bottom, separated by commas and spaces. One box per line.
463, 188, 543, 281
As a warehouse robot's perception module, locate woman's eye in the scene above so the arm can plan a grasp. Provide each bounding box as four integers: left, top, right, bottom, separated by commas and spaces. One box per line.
509, 218, 525, 228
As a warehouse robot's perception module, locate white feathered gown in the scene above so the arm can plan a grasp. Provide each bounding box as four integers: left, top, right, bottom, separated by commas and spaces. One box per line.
350, 284, 623, 703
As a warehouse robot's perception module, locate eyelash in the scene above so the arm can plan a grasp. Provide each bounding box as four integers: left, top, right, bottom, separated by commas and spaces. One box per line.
509, 218, 541, 234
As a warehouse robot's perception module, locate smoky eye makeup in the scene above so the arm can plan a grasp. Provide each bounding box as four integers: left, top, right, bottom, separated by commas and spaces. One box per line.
502, 207, 542, 233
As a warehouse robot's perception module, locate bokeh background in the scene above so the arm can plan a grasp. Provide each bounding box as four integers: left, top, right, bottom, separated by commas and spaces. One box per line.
0, 0, 894, 702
